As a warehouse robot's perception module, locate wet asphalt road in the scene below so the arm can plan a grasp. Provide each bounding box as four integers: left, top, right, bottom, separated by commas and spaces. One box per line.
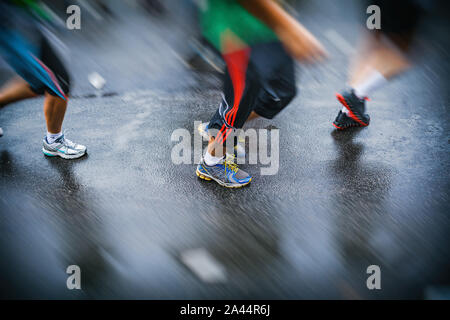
1, 0, 450, 299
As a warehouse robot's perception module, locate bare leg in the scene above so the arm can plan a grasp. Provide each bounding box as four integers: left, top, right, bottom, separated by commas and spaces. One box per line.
348, 34, 377, 86
44, 93, 67, 134
0, 77, 37, 107
349, 33, 410, 87
207, 137, 226, 158
207, 111, 259, 157
362, 43, 410, 80
246, 111, 260, 122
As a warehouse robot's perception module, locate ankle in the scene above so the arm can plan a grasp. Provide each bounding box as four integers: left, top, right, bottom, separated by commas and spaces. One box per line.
204, 151, 224, 166
207, 140, 226, 158
46, 131, 63, 144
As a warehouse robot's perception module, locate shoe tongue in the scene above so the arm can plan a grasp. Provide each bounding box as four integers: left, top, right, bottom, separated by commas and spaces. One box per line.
55, 135, 65, 143
224, 155, 235, 164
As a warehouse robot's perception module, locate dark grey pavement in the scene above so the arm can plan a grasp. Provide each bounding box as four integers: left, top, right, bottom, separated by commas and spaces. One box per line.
1, 0, 449, 299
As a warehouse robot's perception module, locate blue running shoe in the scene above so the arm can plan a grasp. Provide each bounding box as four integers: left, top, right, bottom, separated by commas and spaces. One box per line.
196, 155, 252, 188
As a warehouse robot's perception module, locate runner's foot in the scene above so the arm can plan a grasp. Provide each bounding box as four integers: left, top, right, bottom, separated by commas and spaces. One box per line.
335, 90, 369, 127
196, 155, 252, 188
42, 134, 86, 159
333, 110, 370, 130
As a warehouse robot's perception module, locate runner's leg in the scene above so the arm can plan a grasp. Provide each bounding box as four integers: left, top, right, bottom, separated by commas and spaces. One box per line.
0, 77, 37, 107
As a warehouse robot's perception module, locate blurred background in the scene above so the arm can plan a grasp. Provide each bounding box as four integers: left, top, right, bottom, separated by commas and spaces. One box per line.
0, 0, 449, 299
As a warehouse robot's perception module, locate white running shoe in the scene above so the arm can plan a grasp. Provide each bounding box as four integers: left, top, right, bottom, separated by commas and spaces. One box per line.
42, 134, 86, 159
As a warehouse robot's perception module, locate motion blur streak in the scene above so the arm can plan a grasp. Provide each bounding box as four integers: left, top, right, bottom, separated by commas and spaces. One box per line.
0, 0, 449, 299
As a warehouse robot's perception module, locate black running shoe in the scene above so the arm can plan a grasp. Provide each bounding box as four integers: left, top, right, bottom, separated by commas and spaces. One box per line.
335, 90, 369, 127
333, 110, 370, 130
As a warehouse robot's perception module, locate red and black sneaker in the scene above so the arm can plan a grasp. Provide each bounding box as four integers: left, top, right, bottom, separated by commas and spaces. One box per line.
335, 90, 370, 127
333, 110, 370, 130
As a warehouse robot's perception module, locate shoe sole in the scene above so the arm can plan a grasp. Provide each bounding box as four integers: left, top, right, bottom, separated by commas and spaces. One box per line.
332, 121, 365, 130
336, 93, 369, 127
43, 148, 87, 160
332, 123, 343, 130
196, 169, 251, 188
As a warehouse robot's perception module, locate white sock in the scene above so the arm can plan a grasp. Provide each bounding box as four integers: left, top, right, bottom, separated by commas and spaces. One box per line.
353, 70, 387, 99
46, 131, 63, 144
204, 151, 224, 166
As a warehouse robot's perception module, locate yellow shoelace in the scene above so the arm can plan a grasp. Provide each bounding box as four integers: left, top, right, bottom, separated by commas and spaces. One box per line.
224, 155, 238, 173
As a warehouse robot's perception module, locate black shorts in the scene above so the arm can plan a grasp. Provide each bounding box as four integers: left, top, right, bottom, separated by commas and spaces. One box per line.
29, 36, 71, 97
0, 1, 71, 98
208, 41, 297, 145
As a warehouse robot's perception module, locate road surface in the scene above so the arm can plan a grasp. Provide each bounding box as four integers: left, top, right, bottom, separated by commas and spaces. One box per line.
0, 0, 449, 299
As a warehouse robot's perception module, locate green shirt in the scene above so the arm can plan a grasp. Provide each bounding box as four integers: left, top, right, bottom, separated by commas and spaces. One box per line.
201, 0, 278, 52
